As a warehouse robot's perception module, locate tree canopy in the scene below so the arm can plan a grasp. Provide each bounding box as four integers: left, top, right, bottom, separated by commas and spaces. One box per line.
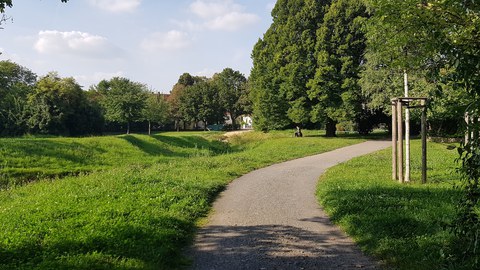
93, 77, 148, 134
251, 0, 369, 135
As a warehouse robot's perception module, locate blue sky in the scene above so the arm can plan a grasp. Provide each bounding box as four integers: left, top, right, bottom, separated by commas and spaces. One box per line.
0, 0, 275, 92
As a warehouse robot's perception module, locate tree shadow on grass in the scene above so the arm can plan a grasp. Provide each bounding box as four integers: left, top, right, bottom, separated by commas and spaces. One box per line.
151, 135, 231, 155
121, 135, 177, 156
0, 215, 193, 270
304, 132, 389, 140
320, 185, 462, 270
188, 222, 379, 270
3, 140, 106, 165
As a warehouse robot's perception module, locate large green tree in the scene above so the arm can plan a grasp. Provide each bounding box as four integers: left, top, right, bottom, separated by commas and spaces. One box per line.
179, 80, 222, 130
26, 72, 101, 135
212, 68, 248, 129
94, 77, 148, 134
250, 0, 331, 131
168, 73, 204, 131
307, 0, 368, 136
0, 60, 36, 135
143, 93, 170, 135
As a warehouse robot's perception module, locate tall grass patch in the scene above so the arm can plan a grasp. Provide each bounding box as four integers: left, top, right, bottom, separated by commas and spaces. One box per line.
317, 140, 461, 269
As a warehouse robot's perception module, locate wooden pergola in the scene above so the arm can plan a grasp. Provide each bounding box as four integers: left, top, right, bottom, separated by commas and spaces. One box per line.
391, 97, 429, 184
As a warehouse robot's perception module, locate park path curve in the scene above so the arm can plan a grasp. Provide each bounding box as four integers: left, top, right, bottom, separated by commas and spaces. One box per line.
189, 140, 391, 270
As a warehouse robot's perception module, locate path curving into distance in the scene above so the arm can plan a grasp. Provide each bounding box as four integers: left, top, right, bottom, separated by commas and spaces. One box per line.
188, 140, 391, 270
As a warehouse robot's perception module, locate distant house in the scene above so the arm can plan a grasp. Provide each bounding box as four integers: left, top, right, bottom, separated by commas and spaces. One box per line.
240, 115, 253, 130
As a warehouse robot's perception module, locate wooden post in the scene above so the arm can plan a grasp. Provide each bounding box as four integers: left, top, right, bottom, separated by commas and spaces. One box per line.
404, 72, 410, 183
397, 100, 404, 183
421, 99, 427, 184
392, 100, 398, 180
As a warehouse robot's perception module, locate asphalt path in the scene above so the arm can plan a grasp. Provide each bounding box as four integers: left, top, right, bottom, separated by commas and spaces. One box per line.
189, 140, 391, 270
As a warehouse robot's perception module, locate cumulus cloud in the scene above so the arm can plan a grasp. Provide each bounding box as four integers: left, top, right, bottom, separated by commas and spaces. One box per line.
188, 0, 259, 31
140, 30, 191, 51
207, 12, 259, 31
74, 71, 125, 87
88, 0, 141, 13
34, 30, 120, 59
190, 0, 242, 19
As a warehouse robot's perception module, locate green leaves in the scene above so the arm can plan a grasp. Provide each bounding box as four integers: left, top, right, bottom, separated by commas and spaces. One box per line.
95, 77, 148, 134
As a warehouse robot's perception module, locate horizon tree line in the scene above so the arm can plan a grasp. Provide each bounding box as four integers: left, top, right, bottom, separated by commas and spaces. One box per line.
0, 60, 250, 136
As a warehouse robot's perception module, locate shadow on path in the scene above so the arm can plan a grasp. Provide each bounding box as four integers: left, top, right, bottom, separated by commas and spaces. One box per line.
190, 221, 379, 270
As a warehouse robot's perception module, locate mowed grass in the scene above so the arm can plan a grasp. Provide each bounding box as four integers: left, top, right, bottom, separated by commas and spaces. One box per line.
317, 140, 461, 270
0, 130, 364, 269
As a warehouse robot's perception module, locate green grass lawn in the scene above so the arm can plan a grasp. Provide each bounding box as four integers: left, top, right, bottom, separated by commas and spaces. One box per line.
0, 130, 364, 269
317, 140, 461, 270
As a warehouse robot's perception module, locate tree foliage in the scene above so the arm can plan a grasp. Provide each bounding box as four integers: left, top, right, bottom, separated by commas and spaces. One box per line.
307, 0, 368, 136
143, 93, 170, 135
94, 77, 148, 134
212, 68, 249, 129
251, 0, 329, 131
26, 72, 102, 135
365, 0, 480, 267
0, 61, 36, 135
179, 79, 223, 129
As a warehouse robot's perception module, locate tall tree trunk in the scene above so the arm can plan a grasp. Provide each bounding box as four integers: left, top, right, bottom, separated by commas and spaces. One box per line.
325, 118, 337, 137
148, 121, 151, 135
127, 122, 130, 134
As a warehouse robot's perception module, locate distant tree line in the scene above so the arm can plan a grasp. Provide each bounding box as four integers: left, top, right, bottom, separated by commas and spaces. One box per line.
0, 61, 249, 136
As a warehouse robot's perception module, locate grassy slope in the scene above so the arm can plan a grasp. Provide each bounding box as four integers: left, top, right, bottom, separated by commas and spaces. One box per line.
0, 130, 364, 269
317, 140, 461, 270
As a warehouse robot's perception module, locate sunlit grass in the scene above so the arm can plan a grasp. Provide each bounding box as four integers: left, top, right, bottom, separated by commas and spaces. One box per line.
317, 140, 461, 270
0, 130, 364, 269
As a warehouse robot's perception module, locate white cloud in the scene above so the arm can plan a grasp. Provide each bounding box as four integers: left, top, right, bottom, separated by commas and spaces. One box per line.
140, 30, 191, 51
74, 71, 125, 88
207, 12, 259, 31
88, 0, 141, 13
188, 0, 260, 31
190, 0, 242, 19
194, 68, 216, 78
34, 30, 120, 59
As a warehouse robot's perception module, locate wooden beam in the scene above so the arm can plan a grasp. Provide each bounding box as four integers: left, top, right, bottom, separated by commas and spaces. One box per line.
392, 101, 398, 181
397, 101, 404, 183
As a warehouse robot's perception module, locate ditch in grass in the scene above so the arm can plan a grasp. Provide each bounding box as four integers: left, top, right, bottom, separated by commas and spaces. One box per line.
317, 140, 461, 270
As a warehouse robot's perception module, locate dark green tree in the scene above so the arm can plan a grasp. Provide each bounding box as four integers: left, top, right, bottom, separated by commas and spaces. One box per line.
95, 77, 148, 134
26, 72, 100, 135
250, 0, 331, 131
212, 68, 248, 129
168, 73, 204, 131
307, 0, 368, 136
142, 93, 170, 135
0, 61, 36, 135
179, 80, 222, 130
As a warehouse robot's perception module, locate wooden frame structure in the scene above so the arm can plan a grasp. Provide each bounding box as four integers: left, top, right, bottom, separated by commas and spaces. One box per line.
391, 97, 428, 184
